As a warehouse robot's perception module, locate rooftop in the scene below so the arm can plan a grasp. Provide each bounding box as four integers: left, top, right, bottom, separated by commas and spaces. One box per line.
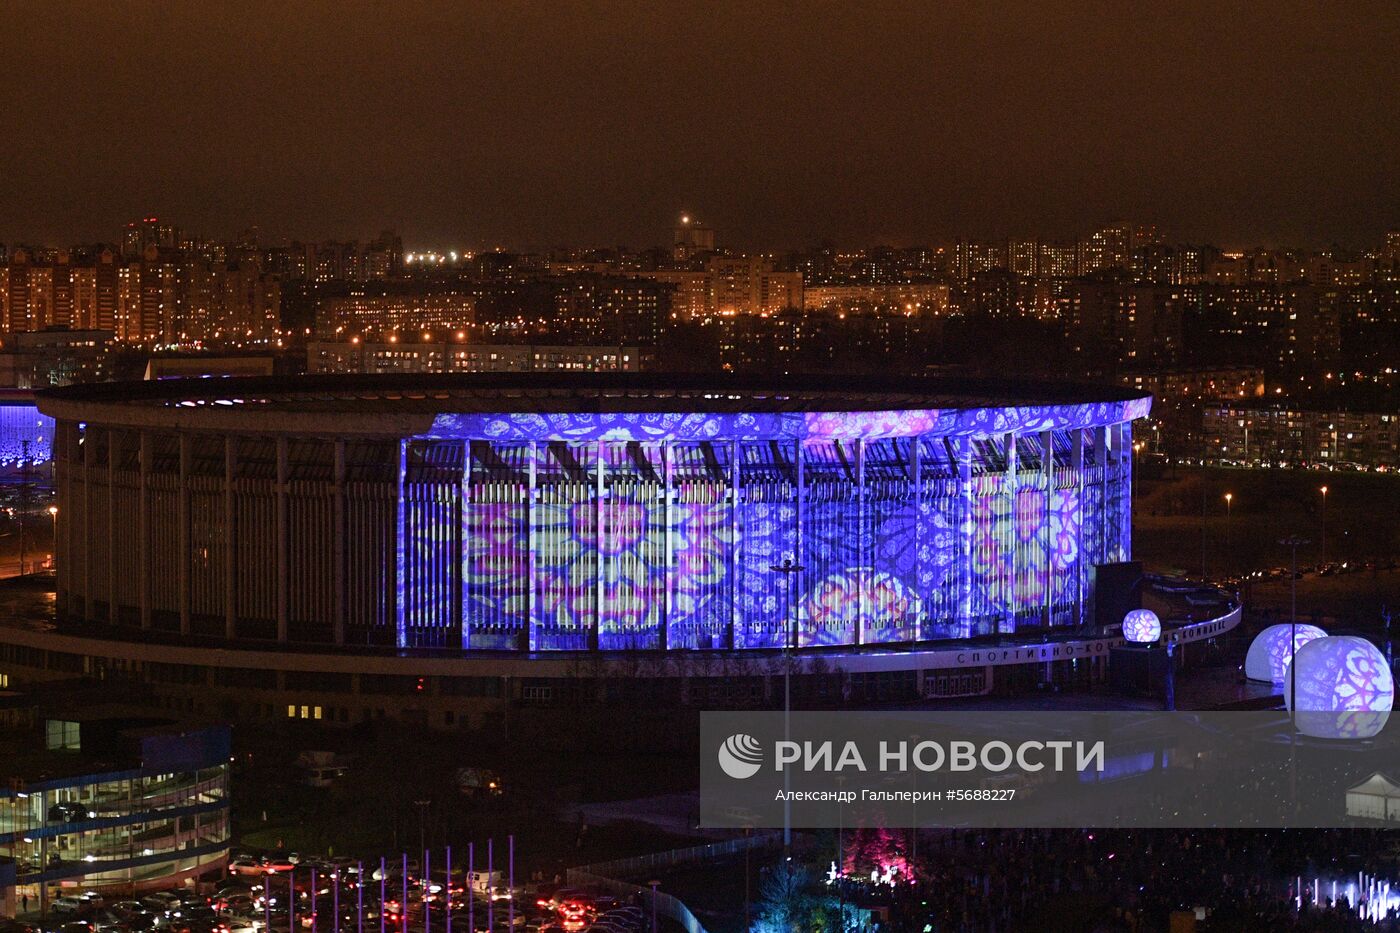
40, 372, 1146, 415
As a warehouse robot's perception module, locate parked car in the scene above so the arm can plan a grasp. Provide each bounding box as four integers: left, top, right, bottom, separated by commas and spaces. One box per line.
139, 895, 181, 915
229, 857, 264, 878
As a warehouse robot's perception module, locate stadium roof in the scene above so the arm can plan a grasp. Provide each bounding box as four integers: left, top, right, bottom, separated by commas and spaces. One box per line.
41, 372, 1145, 414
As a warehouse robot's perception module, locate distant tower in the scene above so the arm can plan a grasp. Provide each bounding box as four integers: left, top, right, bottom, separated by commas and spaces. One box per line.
673, 213, 715, 262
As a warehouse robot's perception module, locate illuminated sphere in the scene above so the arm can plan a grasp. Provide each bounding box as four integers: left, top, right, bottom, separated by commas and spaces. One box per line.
1245, 623, 1327, 684
1284, 636, 1394, 714
1121, 609, 1161, 644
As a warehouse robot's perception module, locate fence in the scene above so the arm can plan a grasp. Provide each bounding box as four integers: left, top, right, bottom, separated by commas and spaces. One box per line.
567, 833, 781, 933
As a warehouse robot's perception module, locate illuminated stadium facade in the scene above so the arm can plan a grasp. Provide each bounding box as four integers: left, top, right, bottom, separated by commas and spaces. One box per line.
41, 375, 1144, 651
0, 375, 1242, 725
0, 391, 55, 472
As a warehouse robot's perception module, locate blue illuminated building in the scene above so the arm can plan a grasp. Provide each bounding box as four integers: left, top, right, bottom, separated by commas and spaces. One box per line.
40, 375, 1145, 655
0, 393, 55, 472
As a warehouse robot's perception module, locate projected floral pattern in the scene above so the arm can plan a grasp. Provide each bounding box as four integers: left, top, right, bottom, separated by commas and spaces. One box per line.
1049, 487, 1081, 605
401, 400, 1147, 650
1287, 636, 1396, 714
428, 397, 1153, 444
802, 571, 914, 643
1244, 623, 1328, 683
969, 483, 1013, 615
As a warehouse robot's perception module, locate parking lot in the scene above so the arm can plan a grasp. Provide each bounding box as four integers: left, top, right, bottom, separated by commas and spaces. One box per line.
1, 849, 672, 933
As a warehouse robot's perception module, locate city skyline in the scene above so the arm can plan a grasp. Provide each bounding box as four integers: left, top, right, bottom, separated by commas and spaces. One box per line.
2, 3, 1398, 250
1, 212, 1397, 258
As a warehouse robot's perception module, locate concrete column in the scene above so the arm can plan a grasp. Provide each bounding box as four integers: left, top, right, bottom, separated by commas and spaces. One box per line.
1072, 430, 1086, 627
107, 429, 118, 624
525, 441, 536, 651
138, 431, 152, 629
178, 434, 191, 636
593, 441, 605, 651
1003, 431, 1018, 635
332, 439, 346, 646
794, 439, 805, 646
953, 436, 973, 638
224, 437, 237, 639
1095, 426, 1109, 561
82, 421, 94, 617
729, 440, 741, 649
276, 436, 289, 642
911, 436, 923, 640
54, 424, 69, 615
394, 438, 408, 648
662, 442, 672, 652
1041, 429, 1054, 629
854, 438, 865, 645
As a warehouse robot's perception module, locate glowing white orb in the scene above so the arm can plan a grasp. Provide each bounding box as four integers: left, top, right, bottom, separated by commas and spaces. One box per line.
1284, 635, 1394, 713
1121, 609, 1161, 644
1245, 623, 1327, 683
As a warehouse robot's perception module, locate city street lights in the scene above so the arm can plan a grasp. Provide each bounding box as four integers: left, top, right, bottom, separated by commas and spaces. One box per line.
1319, 486, 1328, 565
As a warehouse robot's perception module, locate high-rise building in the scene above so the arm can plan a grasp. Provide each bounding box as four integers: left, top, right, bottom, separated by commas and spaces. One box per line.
707, 257, 802, 315
672, 214, 716, 261
1036, 242, 1079, 278
953, 239, 1006, 280
1078, 222, 1135, 275
120, 216, 182, 259
1007, 238, 1038, 277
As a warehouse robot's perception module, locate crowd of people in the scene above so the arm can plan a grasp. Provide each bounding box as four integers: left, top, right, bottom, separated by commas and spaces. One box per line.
819, 827, 1400, 931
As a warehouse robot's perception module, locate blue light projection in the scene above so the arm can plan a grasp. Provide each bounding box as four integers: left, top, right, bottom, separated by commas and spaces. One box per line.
425, 398, 1152, 444
396, 400, 1146, 651
0, 403, 55, 467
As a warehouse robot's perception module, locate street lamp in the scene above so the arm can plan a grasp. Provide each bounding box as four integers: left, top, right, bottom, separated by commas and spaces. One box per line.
1223, 493, 1233, 559
1319, 486, 1328, 566
1132, 441, 1143, 501
1279, 535, 1310, 714
770, 557, 805, 858
48, 506, 58, 570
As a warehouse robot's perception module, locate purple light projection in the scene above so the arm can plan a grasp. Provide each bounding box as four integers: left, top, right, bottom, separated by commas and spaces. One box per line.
1245, 623, 1327, 684
1122, 609, 1161, 643
398, 399, 1146, 651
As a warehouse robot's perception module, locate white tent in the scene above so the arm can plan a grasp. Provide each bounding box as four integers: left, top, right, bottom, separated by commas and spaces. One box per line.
1345, 772, 1400, 823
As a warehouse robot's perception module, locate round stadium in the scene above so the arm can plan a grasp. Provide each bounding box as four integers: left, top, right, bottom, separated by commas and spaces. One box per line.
0, 374, 1240, 724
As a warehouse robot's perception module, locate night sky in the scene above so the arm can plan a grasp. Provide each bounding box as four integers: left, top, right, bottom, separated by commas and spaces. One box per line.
2, 2, 1396, 250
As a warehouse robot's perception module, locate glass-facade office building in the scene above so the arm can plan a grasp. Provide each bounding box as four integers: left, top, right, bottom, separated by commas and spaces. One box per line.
0, 720, 230, 914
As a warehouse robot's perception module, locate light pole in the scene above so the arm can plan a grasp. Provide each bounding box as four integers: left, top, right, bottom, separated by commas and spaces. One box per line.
1223, 493, 1233, 565
1319, 486, 1328, 566
1132, 441, 1143, 501
1200, 480, 1208, 582
48, 505, 58, 571
1279, 535, 1310, 714
414, 799, 430, 857
770, 557, 805, 858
